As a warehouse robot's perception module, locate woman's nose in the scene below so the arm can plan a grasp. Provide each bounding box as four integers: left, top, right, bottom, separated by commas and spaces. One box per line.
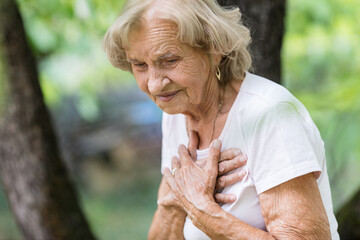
147, 68, 163, 94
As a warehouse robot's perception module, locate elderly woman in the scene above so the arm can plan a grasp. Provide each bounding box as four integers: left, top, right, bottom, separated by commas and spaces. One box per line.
103, 0, 339, 239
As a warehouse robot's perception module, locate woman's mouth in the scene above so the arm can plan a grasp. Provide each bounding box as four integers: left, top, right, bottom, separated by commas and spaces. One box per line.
156, 90, 180, 102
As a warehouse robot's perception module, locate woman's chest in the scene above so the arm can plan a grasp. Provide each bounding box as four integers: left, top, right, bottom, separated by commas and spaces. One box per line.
164, 115, 267, 239
183, 172, 266, 239
183, 138, 266, 239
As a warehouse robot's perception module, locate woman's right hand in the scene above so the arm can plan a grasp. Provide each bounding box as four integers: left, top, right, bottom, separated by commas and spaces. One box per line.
157, 166, 187, 217
149, 164, 187, 240
188, 131, 247, 204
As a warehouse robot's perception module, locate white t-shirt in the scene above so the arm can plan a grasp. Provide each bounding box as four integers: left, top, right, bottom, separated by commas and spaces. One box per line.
161, 72, 339, 239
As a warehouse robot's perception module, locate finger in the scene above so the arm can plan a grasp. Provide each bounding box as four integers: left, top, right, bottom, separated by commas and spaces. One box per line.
216, 169, 247, 190
195, 158, 206, 168
163, 168, 177, 186
218, 154, 247, 175
188, 130, 199, 160
171, 156, 181, 170
157, 192, 181, 208
162, 168, 184, 210
163, 167, 173, 180
178, 144, 193, 167
163, 167, 182, 194
220, 148, 242, 162
214, 193, 236, 204
205, 139, 221, 173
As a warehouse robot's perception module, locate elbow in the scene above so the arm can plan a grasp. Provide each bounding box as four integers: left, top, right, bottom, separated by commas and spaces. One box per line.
304, 217, 331, 240
310, 220, 331, 240
268, 219, 331, 240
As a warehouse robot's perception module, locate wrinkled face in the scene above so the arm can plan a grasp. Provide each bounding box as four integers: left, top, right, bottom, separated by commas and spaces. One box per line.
125, 18, 216, 115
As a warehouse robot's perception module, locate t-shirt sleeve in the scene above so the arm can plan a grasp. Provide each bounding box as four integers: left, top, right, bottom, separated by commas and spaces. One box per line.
248, 102, 322, 195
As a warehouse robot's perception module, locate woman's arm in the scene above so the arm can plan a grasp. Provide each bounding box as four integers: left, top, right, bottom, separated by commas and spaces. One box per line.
259, 173, 331, 239
148, 176, 186, 240
187, 173, 331, 240
148, 203, 186, 240
162, 141, 331, 240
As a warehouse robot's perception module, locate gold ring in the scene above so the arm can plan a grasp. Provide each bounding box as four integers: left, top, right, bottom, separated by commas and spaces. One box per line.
171, 167, 178, 176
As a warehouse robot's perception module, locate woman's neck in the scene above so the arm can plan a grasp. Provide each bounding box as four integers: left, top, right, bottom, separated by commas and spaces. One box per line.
185, 82, 224, 149
185, 79, 243, 150
185, 80, 222, 122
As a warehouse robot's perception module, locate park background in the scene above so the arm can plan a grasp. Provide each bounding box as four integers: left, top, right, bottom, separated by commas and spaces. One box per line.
0, 0, 359, 239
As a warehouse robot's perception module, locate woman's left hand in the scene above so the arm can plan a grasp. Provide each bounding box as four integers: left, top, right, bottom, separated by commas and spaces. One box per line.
160, 140, 221, 215
188, 131, 246, 204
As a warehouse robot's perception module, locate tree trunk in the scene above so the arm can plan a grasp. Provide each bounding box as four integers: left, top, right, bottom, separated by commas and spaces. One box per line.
217, 0, 286, 84
336, 189, 360, 239
0, 0, 97, 239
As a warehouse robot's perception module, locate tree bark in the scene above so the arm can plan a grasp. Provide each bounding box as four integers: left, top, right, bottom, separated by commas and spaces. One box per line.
217, 0, 286, 84
0, 0, 97, 239
336, 189, 360, 239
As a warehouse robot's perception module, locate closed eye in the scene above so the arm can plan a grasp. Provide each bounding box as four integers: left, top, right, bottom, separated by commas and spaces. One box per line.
132, 62, 148, 71
163, 58, 179, 66
134, 62, 147, 67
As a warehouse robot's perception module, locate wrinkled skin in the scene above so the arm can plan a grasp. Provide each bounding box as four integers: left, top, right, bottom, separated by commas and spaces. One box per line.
126, 17, 220, 119
158, 130, 247, 210
150, 139, 247, 240
188, 130, 247, 203
160, 140, 331, 240
161, 141, 221, 214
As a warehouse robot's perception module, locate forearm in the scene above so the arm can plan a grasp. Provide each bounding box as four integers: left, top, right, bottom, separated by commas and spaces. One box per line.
148, 206, 186, 240
188, 202, 274, 240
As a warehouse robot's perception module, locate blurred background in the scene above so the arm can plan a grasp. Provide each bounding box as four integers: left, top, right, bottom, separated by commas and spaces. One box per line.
0, 0, 359, 239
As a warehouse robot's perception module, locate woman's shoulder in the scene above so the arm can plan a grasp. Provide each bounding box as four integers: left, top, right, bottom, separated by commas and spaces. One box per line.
232, 73, 319, 137
236, 73, 309, 119
239, 73, 298, 108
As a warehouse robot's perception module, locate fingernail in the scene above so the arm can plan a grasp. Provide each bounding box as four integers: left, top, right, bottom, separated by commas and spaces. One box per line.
230, 194, 236, 201
239, 170, 246, 178
240, 155, 247, 163
219, 164, 224, 172
234, 150, 242, 156
212, 139, 221, 150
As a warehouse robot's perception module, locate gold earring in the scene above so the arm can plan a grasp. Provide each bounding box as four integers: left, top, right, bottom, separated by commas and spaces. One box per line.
216, 67, 221, 81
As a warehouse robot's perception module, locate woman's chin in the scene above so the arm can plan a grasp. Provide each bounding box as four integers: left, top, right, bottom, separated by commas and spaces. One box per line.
157, 104, 184, 115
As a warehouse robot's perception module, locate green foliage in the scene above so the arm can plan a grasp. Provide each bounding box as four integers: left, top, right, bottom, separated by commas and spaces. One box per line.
18, 0, 132, 121
284, 0, 360, 209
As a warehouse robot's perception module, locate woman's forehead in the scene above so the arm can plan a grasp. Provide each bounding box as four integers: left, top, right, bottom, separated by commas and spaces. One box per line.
126, 19, 184, 57
126, 40, 186, 62
136, 17, 178, 39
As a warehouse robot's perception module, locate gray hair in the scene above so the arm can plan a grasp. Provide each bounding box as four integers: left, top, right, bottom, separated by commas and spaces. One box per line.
103, 0, 252, 85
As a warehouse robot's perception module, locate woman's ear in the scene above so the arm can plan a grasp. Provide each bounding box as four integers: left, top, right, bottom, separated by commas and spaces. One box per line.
215, 54, 222, 66
209, 52, 222, 68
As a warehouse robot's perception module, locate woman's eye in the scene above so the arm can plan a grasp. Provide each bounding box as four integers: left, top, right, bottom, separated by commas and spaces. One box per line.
132, 63, 148, 71
164, 58, 178, 66
134, 63, 147, 67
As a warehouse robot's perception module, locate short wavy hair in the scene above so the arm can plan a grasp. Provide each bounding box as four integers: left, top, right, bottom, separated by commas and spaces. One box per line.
103, 0, 252, 85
